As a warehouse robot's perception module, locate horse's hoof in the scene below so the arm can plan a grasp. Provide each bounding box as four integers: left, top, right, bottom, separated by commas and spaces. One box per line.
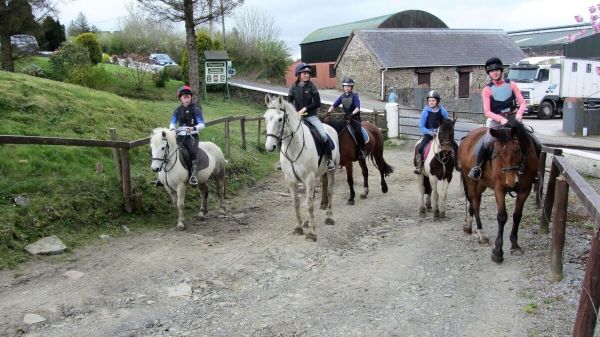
320, 204, 327, 210
463, 225, 472, 234
198, 214, 207, 221
347, 199, 354, 205
382, 185, 388, 193
433, 210, 440, 219
426, 205, 432, 210
491, 252, 504, 263
359, 194, 367, 199
305, 233, 317, 242
219, 208, 226, 215
510, 247, 524, 256
325, 218, 335, 225
440, 212, 446, 218
419, 207, 426, 217
176, 223, 185, 231
303, 220, 309, 228
293, 227, 304, 235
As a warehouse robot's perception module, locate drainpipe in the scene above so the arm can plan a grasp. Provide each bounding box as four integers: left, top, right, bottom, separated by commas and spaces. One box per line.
380, 68, 388, 101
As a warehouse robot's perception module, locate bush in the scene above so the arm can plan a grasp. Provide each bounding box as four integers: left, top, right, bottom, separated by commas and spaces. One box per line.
67, 64, 111, 90
20, 64, 45, 77
49, 42, 91, 81
164, 65, 182, 81
75, 33, 102, 64
152, 68, 170, 88
101, 53, 110, 63
181, 31, 222, 84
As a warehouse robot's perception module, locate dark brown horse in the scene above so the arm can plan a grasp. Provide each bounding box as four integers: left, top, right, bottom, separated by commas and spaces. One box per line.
457, 123, 539, 263
324, 117, 393, 205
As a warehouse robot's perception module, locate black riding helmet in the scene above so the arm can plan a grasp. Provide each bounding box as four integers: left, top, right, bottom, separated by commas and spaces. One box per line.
342, 77, 354, 87
485, 57, 504, 73
295, 63, 311, 76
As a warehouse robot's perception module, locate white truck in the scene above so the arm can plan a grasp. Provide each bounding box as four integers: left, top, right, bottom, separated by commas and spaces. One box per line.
506, 56, 600, 119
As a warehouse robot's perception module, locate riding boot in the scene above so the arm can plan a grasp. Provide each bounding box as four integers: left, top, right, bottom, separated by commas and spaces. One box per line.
275, 161, 282, 170
153, 178, 164, 187
468, 145, 490, 180
189, 159, 199, 185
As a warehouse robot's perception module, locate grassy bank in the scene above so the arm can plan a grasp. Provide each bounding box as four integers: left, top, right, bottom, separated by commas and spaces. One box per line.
0, 70, 276, 268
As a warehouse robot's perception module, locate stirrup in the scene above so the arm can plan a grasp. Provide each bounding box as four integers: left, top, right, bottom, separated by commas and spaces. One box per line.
189, 175, 198, 185
275, 162, 282, 170
468, 166, 482, 180
413, 166, 422, 175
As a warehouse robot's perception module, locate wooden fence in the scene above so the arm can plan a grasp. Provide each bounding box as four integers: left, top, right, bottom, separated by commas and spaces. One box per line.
536, 146, 600, 337
0, 115, 263, 213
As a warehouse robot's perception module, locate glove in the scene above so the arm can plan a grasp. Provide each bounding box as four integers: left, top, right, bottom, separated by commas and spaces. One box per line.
428, 130, 437, 137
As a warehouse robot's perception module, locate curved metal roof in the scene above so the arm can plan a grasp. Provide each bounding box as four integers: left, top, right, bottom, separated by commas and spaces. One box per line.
301, 10, 447, 45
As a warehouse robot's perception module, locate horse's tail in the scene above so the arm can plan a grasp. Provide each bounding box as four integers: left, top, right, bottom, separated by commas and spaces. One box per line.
369, 154, 394, 177
423, 175, 432, 195
460, 171, 471, 202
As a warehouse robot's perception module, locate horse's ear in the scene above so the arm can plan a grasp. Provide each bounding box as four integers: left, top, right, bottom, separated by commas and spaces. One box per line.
452, 116, 458, 125
162, 130, 166, 138
277, 95, 284, 106
509, 126, 518, 138
264, 94, 271, 106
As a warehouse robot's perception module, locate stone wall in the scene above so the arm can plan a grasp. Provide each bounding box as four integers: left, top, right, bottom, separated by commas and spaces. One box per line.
336, 36, 382, 99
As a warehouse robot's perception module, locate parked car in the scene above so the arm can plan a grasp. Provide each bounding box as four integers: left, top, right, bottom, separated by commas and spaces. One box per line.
149, 53, 176, 66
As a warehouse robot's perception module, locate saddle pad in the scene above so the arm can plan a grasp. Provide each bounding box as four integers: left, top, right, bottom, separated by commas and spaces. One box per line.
180, 145, 209, 172
347, 125, 370, 144
423, 140, 433, 159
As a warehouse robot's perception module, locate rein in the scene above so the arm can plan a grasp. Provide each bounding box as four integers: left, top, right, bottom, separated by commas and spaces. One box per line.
267, 108, 307, 182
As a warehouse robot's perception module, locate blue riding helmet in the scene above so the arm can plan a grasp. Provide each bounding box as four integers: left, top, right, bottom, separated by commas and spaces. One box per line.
295, 63, 311, 76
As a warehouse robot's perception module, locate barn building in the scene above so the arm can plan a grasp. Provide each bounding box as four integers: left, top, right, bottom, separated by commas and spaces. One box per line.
507, 24, 600, 59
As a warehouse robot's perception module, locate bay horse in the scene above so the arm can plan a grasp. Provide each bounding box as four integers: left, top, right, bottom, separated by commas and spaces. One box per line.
457, 123, 539, 263
414, 117, 457, 218
150, 128, 227, 229
263, 94, 340, 242
323, 115, 393, 205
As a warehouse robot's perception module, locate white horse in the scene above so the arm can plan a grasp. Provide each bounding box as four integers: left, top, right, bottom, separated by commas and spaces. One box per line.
414, 118, 456, 218
150, 128, 227, 229
263, 94, 340, 242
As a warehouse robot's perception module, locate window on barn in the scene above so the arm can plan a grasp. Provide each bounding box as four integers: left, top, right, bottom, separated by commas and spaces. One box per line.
417, 73, 430, 87
329, 64, 336, 78
310, 65, 317, 77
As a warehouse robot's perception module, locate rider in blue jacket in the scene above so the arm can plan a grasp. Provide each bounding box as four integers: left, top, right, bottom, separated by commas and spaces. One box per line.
414, 90, 449, 174
327, 77, 365, 159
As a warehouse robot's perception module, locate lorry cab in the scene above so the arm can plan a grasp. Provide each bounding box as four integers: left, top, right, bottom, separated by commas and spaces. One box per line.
507, 56, 600, 119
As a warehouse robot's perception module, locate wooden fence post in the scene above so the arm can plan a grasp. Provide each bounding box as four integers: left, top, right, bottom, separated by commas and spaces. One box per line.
119, 148, 133, 213
257, 119, 262, 148
549, 176, 568, 282
224, 120, 231, 160
109, 128, 123, 185
536, 151, 547, 208
573, 228, 600, 337
540, 161, 559, 234
240, 117, 247, 150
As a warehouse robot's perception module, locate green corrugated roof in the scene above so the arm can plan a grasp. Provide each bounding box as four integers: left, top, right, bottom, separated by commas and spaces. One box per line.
301, 14, 394, 44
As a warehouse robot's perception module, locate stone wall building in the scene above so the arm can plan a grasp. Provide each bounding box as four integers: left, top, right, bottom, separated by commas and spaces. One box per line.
335, 29, 525, 112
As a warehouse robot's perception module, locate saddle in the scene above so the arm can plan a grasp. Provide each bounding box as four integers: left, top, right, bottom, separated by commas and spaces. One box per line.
345, 124, 369, 145
303, 121, 335, 161
177, 142, 209, 175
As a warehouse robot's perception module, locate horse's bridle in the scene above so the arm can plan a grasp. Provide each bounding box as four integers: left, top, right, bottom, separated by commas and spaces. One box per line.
151, 135, 181, 192
265, 107, 309, 182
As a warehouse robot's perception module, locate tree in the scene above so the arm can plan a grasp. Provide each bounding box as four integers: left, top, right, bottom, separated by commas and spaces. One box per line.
137, 0, 243, 104
75, 32, 101, 64
0, 0, 58, 71
67, 12, 97, 37
38, 16, 65, 51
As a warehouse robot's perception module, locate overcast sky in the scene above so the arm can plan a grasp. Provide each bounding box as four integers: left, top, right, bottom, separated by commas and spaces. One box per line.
56, 0, 598, 58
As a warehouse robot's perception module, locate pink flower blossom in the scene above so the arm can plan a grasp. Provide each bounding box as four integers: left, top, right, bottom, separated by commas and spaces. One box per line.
590, 6, 597, 13
575, 14, 584, 22
596, 67, 600, 76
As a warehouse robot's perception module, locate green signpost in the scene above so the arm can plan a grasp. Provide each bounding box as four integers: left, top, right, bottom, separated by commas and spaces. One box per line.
203, 51, 232, 102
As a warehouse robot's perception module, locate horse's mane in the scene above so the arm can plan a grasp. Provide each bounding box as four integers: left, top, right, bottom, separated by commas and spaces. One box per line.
324, 118, 346, 133
269, 97, 300, 124
151, 127, 176, 146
